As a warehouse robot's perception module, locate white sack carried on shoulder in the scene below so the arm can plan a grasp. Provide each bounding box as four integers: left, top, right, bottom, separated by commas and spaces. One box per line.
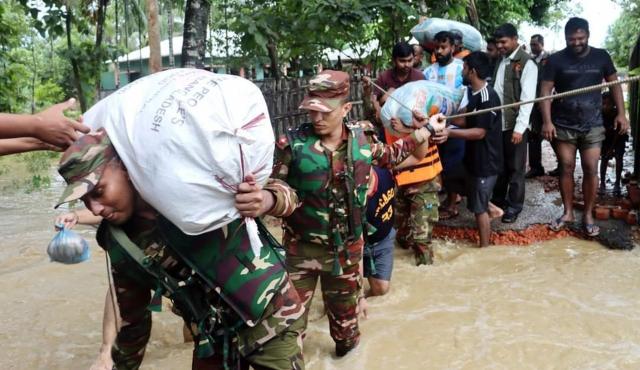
84, 69, 274, 249
411, 18, 484, 52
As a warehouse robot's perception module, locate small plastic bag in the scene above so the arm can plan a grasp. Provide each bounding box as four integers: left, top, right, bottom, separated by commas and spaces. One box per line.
47, 224, 91, 264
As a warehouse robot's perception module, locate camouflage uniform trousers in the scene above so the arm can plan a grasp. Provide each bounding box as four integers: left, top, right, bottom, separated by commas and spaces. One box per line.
394, 179, 440, 265
110, 269, 305, 370
191, 327, 304, 370
285, 239, 363, 351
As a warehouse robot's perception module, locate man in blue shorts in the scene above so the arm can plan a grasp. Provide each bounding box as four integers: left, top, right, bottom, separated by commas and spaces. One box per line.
363, 165, 396, 296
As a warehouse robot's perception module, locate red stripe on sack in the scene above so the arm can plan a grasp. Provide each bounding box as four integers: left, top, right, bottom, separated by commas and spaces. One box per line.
242, 112, 266, 130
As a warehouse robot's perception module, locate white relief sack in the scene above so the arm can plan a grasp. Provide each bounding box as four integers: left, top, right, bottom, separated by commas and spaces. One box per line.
411, 18, 484, 52
83, 69, 274, 252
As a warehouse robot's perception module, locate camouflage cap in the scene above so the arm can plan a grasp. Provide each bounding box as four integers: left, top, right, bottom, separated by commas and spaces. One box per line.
299, 70, 350, 112
55, 128, 117, 208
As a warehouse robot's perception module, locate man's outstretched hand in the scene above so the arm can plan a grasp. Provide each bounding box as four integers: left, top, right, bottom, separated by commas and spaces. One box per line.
33, 98, 90, 148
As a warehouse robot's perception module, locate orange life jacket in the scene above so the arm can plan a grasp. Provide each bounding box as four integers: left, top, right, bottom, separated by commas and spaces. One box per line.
384, 129, 442, 187
454, 49, 471, 59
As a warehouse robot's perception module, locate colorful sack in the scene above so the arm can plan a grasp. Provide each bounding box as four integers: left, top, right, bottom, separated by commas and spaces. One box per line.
47, 225, 90, 264
411, 18, 484, 52
380, 80, 464, 135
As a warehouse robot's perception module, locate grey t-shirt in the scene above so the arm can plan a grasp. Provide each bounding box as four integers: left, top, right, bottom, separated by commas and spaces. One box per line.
542, 47, 616, 132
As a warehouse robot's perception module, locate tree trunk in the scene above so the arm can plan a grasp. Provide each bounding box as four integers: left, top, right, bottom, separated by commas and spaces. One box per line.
630, 34, 640, 177
267, 38, 280, 81
65, 4, 87, 112
466, 0, 480, 31
94, 0, 108, 98
390, 9, 400, 44
167, 1, 175, 67
31, 33, 37, 114
181, 0, 210, 68
146, 0, 162, 73
418, 0, 428, 24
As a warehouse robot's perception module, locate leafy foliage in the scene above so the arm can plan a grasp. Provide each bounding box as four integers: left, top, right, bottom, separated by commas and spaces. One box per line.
606, 1, 640, 67
0, 0, 571, 116
219, 0, 568, 74
0, 1, 32, 112
473, 0, 568, 36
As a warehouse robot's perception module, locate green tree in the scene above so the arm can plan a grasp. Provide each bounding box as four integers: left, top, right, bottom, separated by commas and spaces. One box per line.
0, 1, 32, 112
17, 0, 114, 111
606, 1, 640, 67
222, 0, 465, 76
220, 0, 568, 76
472, 0, 569, 36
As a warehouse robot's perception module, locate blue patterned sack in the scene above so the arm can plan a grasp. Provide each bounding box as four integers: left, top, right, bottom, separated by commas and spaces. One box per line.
381, 80, 464, 135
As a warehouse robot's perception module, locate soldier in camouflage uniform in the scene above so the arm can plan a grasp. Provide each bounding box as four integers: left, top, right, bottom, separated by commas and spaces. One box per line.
393, 183, 440, 264
55, 130, 306, 370
258, 70, 445, 356
382, 115, 442, 266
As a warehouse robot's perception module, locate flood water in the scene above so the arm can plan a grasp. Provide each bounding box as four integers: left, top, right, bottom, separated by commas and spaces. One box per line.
1, 169, 640, 369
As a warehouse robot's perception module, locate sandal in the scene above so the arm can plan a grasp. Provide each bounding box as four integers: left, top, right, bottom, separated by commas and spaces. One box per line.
439, 208, 459, 220
549, 217, 571, 232
583, 223, 600, 237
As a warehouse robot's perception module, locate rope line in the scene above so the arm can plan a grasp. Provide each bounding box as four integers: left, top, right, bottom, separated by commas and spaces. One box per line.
368, 74, 640, 120
369, 80, 421, 112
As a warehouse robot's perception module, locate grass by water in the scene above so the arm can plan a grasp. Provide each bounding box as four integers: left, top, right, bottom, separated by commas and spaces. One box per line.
0, 151, 60, 192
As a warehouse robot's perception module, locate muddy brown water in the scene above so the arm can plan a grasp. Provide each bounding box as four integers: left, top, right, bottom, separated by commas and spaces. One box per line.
1, 170, 640, 369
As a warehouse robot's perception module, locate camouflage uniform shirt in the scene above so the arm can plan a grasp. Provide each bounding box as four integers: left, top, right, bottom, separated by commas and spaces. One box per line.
271, 121, 426, 270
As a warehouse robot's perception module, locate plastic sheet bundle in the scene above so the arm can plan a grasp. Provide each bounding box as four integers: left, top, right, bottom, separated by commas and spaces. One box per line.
47, 225, 90, 264
411, 18, 484, 52
380, 80, 464, 136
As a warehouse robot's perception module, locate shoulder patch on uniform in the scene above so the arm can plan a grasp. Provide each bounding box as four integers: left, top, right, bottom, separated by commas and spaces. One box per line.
346, 120, 376, 133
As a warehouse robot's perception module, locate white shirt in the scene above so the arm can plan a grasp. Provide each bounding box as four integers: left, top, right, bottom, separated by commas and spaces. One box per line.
423, 58, 464, 89
532, 50, 549, 64
493, 45, 538, 133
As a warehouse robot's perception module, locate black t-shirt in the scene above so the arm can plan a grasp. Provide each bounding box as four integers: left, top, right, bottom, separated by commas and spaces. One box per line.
463, 84, 503, 177
542, 47, 617, 132
365, 166, 395, 244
